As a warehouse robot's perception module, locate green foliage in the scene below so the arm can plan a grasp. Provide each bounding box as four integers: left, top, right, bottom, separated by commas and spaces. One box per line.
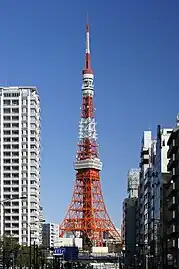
0, 236, 48, 267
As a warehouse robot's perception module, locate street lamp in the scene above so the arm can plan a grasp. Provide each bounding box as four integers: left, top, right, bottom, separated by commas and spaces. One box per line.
0, 196, 27, 269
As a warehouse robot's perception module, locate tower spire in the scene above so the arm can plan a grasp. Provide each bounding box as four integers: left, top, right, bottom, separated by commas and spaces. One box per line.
83, 16, 93, 74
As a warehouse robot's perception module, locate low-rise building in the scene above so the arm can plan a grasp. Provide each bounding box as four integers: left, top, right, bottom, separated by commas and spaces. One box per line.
123, 197, 137, 266
42, 222, 59, 248
122, 169, 140, 266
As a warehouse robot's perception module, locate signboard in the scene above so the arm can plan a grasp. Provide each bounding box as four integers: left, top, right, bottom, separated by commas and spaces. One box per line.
53, 247, 78, 261
53, 248, 65, 256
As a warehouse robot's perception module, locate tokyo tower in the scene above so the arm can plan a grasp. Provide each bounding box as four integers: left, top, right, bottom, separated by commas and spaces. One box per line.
59, 22, 121, 248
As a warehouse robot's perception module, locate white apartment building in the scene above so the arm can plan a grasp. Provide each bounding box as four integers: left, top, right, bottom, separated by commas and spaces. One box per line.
0, 86, 40, 245
39, 206, 45, 245
42, 223, 59, 248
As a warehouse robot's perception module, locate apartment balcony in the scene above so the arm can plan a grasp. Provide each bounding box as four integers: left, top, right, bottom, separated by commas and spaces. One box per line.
166, 181, 176, 198
167, 138, 179, 158
167, 156, 177, 171
140, 156, 149, 167
10, 219, 19, 223
168, 196, 176, 211
168, 212, 176, 224
30, 196, 38, 203
30, 211, 39, 218
30, 160, 38, 167
30, 204, 38, 210
30, 118, 38, 125
30, 147, 37, 153
30, 155, 38, 161
11, 227, 19, 230
140, 148, 149, 157
167, 239, 175, 250
168, 224, 176, 236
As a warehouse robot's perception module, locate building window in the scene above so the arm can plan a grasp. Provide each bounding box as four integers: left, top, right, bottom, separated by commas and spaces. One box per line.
4, 116, 10, 121
4, 108, 10, 113
4, 145, 11, 149
4, 152, 11, 156
12, 145, 19, 149
12, 123, 19, 128
12, 152, 19, 156
12, 108, 19, 114
3, 100, 10, 105
12, 100, 19, 106
12, 116, 19, 121
4, 137, 11, 142
12, 173, 19, 178
4, 130, 11, 135
12, 137, 19, 142
4, 123, 11, 128
12, 130, 19, 135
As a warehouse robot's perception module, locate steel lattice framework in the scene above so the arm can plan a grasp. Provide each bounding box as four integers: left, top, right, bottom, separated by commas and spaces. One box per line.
59, 22, 121, 247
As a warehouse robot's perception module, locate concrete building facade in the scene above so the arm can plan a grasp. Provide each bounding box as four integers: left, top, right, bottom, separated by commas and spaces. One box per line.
42, 222, 59, 248
39, 206, 45, 246
127, 169, 140, 198
122, 168, 140, 266
166, 117, 179, 268
123, 197, 138, 266
0, 86, 41, 245
154, 126, 172, 221
137, 131, 156, 245
136, 127, 173, 267
153, 126, 172, 262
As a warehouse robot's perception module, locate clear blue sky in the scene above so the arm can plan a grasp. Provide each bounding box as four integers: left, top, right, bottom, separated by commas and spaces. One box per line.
0, 0, 179, 228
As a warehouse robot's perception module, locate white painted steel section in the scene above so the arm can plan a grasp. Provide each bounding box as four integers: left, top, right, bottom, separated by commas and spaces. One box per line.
82, 76, 94, 91
86, 32, 90, 54
83, 73, 94, 80
82, 90, 94, 96
79, 118, 97, 140
74, 158, 102, 171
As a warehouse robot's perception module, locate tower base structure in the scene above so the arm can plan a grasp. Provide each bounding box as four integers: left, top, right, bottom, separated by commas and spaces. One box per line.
59, 166, 121, 249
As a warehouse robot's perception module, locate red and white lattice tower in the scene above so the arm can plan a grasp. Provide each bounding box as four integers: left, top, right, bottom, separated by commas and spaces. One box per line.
59, 22, 121, 247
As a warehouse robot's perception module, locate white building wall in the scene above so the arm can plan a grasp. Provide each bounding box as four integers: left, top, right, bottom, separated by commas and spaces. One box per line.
0, 86, 41, 246
127, 168, 140, 198
154, 127, 172, 220
54, 238, 83, 249
138, 131, 155, 246
160, 128, 173, 173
